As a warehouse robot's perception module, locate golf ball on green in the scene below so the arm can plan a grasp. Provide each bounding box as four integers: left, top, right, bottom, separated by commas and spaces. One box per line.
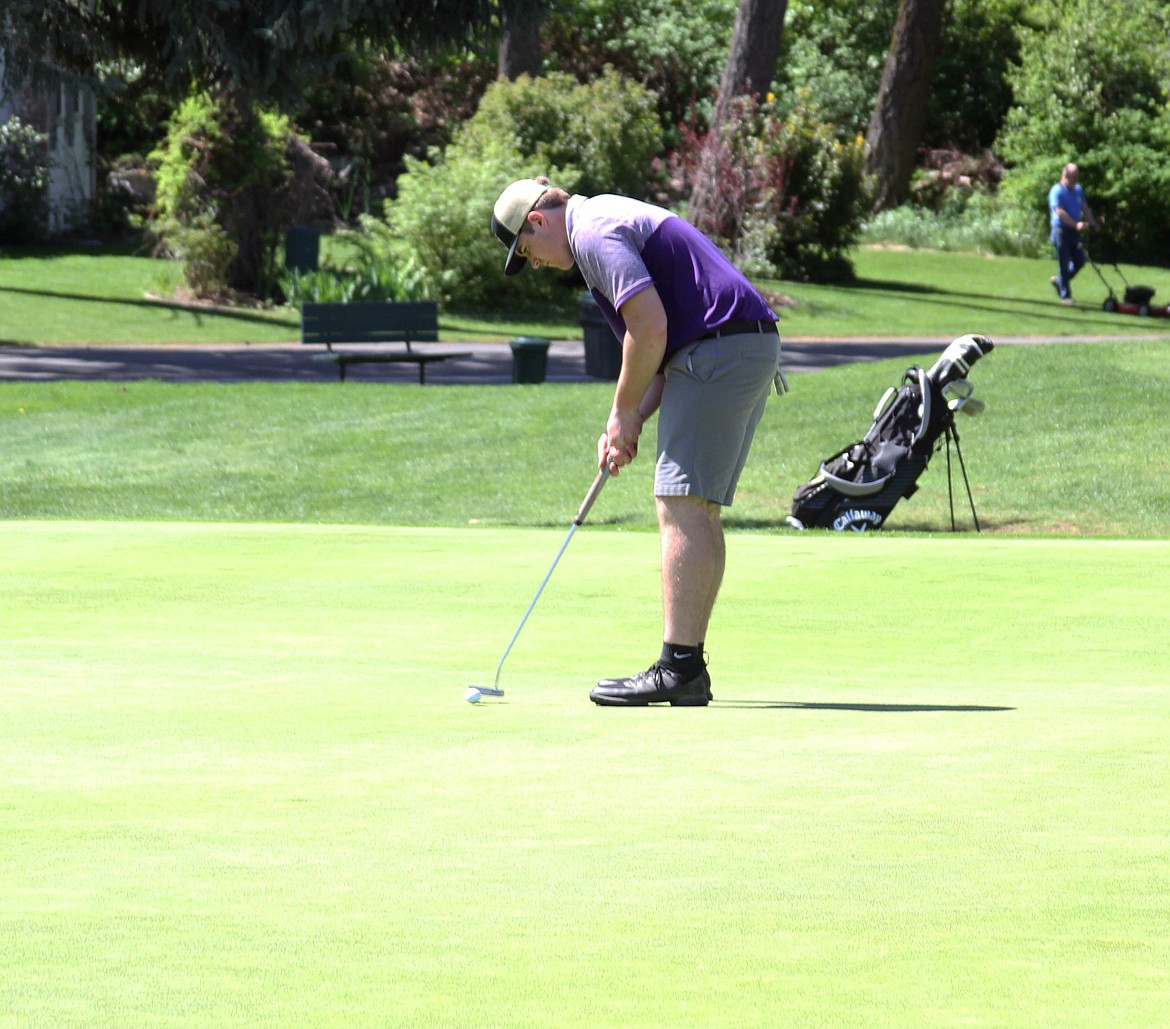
464, 687, 482, 704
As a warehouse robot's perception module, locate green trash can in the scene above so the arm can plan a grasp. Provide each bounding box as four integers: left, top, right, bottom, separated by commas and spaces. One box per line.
509, 336, 551, 384
578, 292, 622, 380
285, 225, 320, 273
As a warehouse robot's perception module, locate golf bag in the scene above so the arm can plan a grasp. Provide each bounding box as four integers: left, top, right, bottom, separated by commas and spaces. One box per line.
788, 334, 993, 532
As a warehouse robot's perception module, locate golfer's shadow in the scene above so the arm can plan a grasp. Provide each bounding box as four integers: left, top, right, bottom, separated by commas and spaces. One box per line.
717, 700, 1014, 712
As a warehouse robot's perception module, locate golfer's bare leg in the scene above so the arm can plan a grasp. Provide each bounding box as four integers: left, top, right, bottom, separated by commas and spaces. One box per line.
658, 494, 725, 646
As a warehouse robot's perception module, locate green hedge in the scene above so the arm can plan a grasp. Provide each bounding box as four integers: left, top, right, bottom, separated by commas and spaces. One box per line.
382, 71, 663, 309
0, 117, 50, 244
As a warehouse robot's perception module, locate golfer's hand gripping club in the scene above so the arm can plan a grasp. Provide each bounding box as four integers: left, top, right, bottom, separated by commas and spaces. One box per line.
598, 411, 641, 476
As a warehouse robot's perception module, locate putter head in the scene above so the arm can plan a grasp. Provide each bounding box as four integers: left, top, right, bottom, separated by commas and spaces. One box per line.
471, 686, 505, 696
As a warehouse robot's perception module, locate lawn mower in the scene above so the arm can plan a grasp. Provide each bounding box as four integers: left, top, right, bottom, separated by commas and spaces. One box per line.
1088, 253, 1170, 317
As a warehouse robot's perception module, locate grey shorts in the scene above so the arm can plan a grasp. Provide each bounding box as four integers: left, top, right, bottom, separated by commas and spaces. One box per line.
653, 331, 782, 506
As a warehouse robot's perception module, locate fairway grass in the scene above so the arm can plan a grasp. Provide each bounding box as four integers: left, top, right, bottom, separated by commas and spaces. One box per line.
6, 243, 1170, 345
2, 522, 1168, 1027
5, 339, 1170, 535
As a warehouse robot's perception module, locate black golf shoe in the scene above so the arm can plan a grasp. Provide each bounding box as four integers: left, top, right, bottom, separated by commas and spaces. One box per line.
590, 661, 712, 707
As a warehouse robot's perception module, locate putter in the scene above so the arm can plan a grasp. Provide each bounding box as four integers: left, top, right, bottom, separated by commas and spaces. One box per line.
470, 465, 610, 697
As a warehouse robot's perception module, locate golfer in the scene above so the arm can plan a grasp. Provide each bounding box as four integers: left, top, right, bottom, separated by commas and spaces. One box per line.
491, 177, 783, 707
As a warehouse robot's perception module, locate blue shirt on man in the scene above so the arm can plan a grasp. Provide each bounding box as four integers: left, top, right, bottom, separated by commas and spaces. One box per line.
1049, 181, 1087, 231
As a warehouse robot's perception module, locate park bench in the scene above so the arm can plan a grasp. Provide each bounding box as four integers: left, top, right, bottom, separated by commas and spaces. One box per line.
300, 301, 471, 383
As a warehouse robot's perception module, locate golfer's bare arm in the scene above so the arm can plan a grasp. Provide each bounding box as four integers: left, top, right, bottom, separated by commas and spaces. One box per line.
604, 286, 667, 471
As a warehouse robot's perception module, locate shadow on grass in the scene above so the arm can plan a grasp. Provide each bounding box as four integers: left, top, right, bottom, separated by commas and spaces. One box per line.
718, 699, 1014, 712
842, 276, 1129, 333
723, 517, 988, 534
0, 284, 296, 329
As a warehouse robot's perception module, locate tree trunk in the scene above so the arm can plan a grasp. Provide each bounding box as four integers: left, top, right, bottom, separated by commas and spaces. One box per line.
689, 0, 787, 234
864, 0, 944, 212
498, 1, 543, 80
712, 0, 787, 125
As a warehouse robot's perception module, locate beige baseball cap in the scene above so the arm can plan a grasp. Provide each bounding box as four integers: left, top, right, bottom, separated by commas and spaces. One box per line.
491, 179, 550, 275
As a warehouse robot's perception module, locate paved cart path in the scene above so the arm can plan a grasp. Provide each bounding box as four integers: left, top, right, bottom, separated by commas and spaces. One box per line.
0, 335, 1152, 384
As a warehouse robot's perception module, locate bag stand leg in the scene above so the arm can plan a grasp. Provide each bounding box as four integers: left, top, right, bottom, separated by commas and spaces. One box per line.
944, 422, 981, 533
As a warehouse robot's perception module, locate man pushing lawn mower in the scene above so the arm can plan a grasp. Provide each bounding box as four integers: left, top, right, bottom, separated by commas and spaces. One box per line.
491, 178, 785, 707
1048, 162, 1100, 305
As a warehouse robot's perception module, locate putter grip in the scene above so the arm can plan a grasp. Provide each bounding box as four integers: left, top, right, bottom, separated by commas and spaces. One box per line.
574, 466, 610, 525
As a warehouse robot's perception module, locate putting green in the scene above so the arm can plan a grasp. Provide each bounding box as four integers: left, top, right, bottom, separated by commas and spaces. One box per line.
2, 522, 1167, 1026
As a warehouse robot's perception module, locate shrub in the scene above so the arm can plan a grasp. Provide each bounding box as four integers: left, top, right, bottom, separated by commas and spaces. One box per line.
386, 140, 551, 309
176, 213, 240, 296
675, 92, 868, 282
0, 117, 50, 243
299, 49, 494, 216
775, 0, 895, 140
775, 0, 1027, 155
149, 91, 299, 297
542, 0, 734, 146
459, 70, 663, 200
95, 60, 172, 165
383, 72, 663, 308
926, 0, 1027, 153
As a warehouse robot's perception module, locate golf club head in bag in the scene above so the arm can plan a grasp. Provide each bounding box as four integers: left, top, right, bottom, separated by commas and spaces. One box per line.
926, 333, 994, 390
788, 334, 994, 532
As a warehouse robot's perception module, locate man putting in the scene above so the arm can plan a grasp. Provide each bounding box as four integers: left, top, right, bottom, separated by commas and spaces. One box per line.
491, 178, 784, 707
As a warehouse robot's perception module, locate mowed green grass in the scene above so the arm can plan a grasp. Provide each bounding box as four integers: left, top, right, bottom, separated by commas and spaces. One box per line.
6, 242, 1170, 344
4, 340, 1170, 535
2, 521, 1168, 1027
0, 246, 298, 346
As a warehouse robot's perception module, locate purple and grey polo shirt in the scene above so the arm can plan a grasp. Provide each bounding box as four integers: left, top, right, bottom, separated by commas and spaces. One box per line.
565, 193, 777, 361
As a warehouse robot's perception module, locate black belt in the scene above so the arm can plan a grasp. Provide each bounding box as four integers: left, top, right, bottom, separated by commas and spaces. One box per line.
703, 319, 778, 339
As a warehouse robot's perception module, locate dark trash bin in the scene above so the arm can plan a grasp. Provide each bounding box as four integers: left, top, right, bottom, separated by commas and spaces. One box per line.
509, 336, 551, 384
285, 225, 321, 273
578, 292, 622, 380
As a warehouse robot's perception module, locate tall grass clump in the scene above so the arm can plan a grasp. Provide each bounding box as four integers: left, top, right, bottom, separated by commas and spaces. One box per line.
279, 220, 430, 305
862, 191, 1044, 258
